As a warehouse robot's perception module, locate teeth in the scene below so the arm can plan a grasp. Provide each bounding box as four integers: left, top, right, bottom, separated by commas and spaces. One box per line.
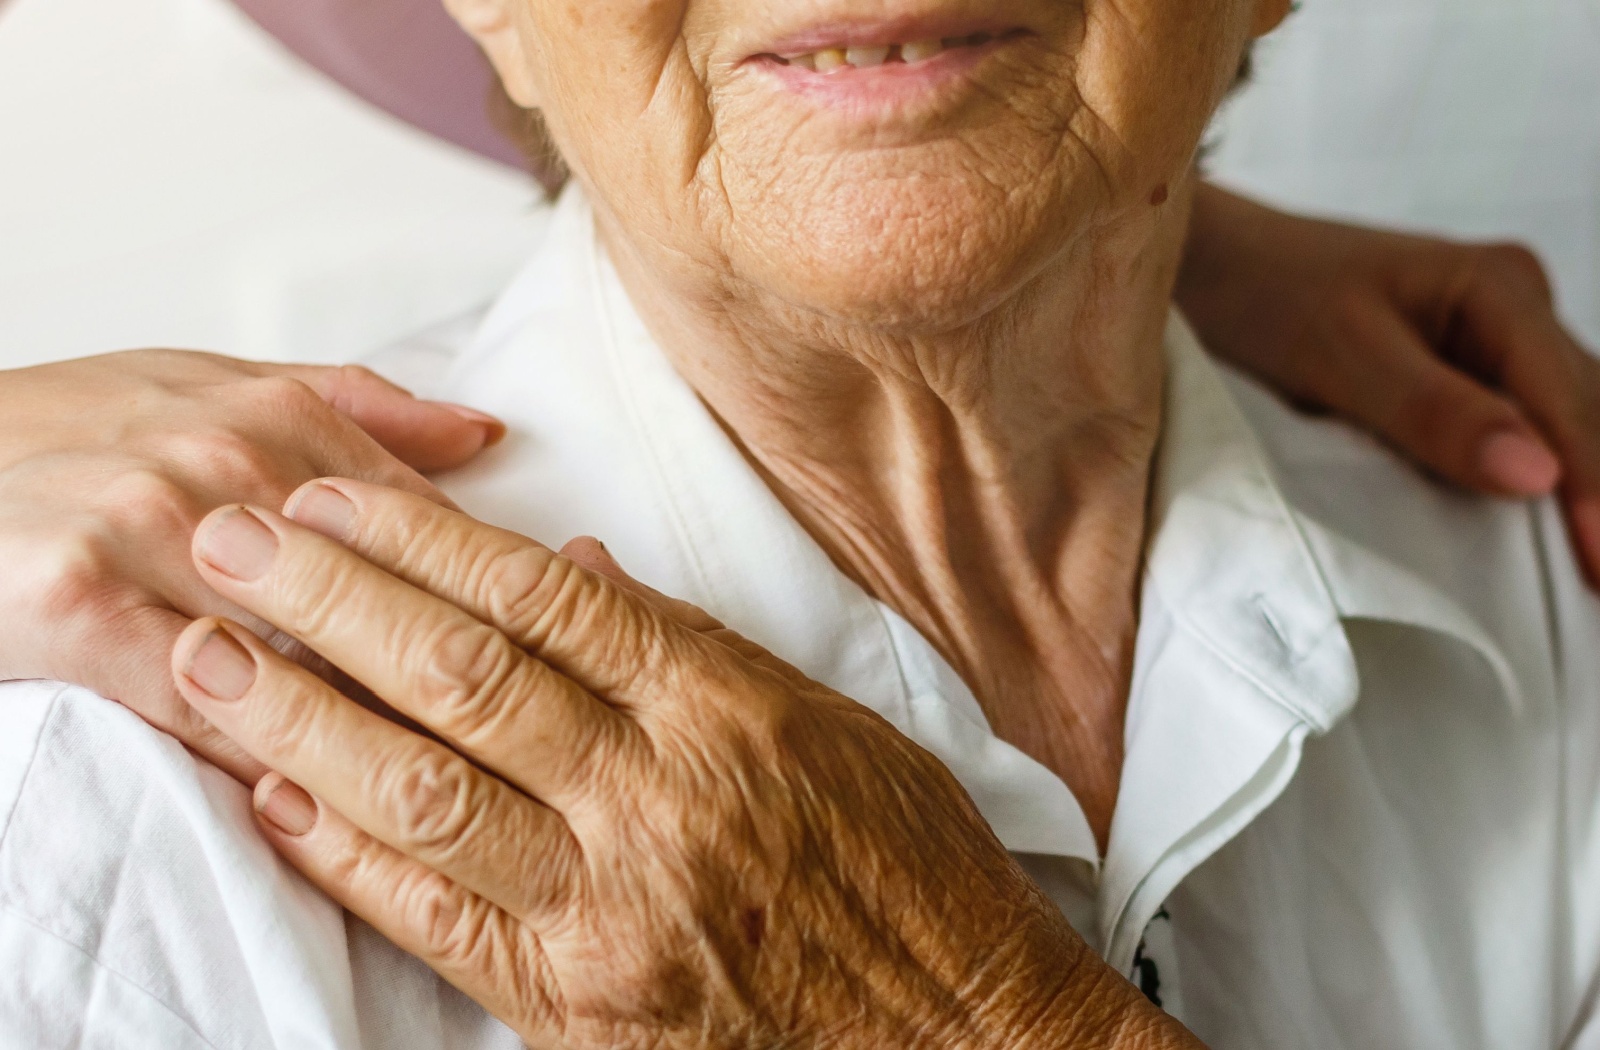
845, 45, 891, 68
781, 35, 967, 73
813, 48, 847, 72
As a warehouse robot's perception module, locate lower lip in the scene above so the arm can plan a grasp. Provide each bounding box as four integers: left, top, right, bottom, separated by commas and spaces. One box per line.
749, 37, 1018, 113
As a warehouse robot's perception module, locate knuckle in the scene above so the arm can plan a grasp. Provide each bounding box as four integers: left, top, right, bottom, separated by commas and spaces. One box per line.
332, 363, 380, 387
158, 426, 284, 490
267, 550, 360, 634
29, 533, 121, 629
414, 619, 523, 738
320, 825, 376, 887
245, 375, 329, 422
98, 466, 198, 533
1324, 283, 1378, 330
246, 682, 321, 757
1324, 273, 1369, 308
406, 874, 497, 969
1479, 242, 1553, 297
1393, 367, 1463, 436
725, 669, 805, 755
321, 365, 384, 416
480, 544, 571, 638
383, 748, 483, 859
129, 346, 195, 369
1482, 241, 1545, 275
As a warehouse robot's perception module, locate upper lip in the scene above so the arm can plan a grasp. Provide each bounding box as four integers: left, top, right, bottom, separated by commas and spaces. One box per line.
750, 12, 1031, 59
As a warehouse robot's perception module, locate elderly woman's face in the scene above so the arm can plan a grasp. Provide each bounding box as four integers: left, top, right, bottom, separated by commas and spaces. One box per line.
454, 0, 1288, 328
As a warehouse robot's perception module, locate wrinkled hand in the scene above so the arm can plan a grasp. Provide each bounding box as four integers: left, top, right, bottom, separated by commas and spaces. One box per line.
168, 480, 1197, 1049
0, 350, 503, 779
1181, 183, 1600, 583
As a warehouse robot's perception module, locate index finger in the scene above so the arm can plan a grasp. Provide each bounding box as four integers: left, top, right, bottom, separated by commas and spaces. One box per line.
277, 478, 746, 707
188, 503, 645, 808
1458, 269, 1600, 584
253, 361, 505, 475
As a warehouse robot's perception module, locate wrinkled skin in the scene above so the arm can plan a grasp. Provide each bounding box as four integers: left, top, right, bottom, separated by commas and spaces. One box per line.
2, 0, 1594, 1036
449, 0, 1304, 846
170, 481, 1199, 1048
0, 0, 1581, 1040
2, 204, 1596, 772
4, 0, 1597, 763
0, 350, 501, 778
468, 0, 1282, 337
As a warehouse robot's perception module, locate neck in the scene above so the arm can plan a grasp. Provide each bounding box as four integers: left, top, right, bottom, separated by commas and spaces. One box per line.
597, 184, 1191, 849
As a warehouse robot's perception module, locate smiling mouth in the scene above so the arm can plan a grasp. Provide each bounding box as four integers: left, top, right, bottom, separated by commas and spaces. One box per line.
755, 29, 1029, 74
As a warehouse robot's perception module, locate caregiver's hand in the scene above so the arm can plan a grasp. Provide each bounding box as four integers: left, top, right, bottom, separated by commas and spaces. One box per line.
1182, 182, 1600, 584
169, 480, 1199, 1050
0, 350, 503, 779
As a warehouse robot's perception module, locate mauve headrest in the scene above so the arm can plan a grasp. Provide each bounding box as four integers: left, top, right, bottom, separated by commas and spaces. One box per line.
229, 0, 524, 170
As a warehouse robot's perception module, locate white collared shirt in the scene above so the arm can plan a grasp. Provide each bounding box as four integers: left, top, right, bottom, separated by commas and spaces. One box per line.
4, 188, 1600, 1048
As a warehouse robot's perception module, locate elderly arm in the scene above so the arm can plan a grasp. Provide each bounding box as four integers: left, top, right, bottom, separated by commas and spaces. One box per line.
166, 480, 1202, 1049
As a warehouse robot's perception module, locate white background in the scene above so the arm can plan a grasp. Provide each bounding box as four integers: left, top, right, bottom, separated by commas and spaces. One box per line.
0, 0, 544, 368
0, 0, 1596, 368
1209, 0, 1600, 349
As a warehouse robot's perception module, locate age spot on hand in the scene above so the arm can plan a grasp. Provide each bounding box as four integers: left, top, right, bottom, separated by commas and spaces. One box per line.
741, 907, 765, 948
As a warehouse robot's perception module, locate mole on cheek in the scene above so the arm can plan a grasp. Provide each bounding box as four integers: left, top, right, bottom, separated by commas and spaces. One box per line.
1149, 183, 1170, 207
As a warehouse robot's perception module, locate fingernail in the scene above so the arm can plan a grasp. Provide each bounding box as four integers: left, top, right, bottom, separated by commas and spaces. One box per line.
287, 483, 356, 542
1479, 429, 1562, 496
432, 402, 507, 447
197, 507, 280, 581
256, 775, 317, 836
182, 627, 257, 701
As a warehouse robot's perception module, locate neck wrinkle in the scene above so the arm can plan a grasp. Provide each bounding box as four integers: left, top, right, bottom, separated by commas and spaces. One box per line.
595, 186, 1190, 847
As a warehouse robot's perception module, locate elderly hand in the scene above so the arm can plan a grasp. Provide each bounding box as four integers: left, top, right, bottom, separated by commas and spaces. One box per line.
1181, 183, 1600, 582
167, 480, 1198, 1050
0, 350, 502, 780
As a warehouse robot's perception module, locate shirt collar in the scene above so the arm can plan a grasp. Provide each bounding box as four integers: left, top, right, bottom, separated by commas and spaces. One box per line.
441, 188, 1102, 863
1143, 314, 1362, 733
1145, 315, 1522, 722
438, 188, 1519, 903
1096, 316, 1523, 964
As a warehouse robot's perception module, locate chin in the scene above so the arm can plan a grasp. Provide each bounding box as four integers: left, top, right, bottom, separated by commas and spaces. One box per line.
718, 147, 1091, 333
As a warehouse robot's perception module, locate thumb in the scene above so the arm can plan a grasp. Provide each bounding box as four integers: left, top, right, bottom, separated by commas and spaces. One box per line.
282, 364, 506, 475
